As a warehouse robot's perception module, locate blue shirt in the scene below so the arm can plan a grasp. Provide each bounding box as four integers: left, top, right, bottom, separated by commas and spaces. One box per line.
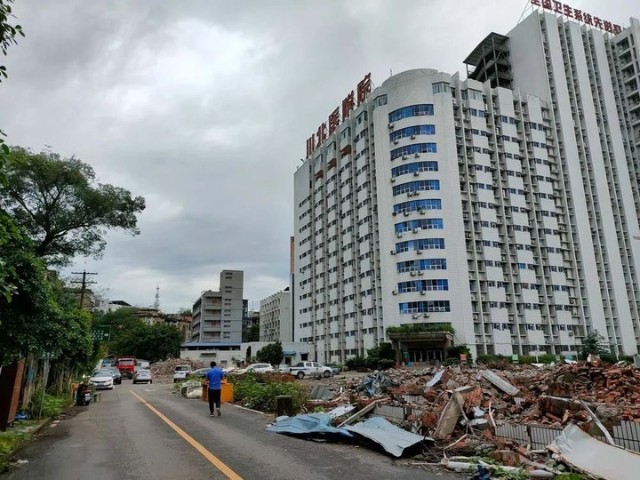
206, 367, 224, 390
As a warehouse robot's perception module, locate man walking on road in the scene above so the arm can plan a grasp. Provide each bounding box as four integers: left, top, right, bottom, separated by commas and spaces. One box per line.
205, 361, 225, 417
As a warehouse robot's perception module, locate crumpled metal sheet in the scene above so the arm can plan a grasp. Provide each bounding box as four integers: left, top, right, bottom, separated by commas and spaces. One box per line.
548, 424, 640, 480
426, 369, 445, 387
344, 416, 427, 457
267, 413, 353, 438
358, 371, 396, 396
327, 405, 356, 418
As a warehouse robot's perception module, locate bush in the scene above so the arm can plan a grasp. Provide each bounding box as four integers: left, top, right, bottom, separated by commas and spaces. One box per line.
231, 373, 307, 413
345, 356, 368, 371
29, 391, 71, 418
446, 345, 473, 364
376, 359, 395, 370
599, 353, 618, 364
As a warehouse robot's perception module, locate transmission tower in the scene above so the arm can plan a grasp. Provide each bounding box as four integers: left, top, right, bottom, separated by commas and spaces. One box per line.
153, 285, 160, 310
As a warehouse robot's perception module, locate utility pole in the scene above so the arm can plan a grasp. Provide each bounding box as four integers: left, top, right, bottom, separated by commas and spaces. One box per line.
71, 270, 98, 310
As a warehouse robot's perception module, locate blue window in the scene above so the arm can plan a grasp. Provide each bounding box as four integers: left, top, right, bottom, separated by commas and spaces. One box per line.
391, 161, 438, 177
394, 238, 445, 253
399, 301, 450, 313
390, 125, 436, 142
398, 279, 448, 293
393, 180, 440, 196
391, 143, 437, 160
394, 218, 444, 233
393, 199, 442, 214
396, 258, 447, 273
389, 104, 434, 122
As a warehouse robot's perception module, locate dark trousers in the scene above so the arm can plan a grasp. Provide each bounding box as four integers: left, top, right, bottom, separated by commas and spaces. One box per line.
208, 388, 221, 412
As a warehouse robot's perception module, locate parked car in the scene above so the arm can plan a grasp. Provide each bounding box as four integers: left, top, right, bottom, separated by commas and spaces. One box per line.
106, 366, 122, 385
89, 369, 114, 390
276, 364, 292, 373
173, 365, 192, 383
190, 368, 210, 378
289, 361, 333, 379
234, 363, 274, 374
323, 363, 342, 375
133, 369, 153, 384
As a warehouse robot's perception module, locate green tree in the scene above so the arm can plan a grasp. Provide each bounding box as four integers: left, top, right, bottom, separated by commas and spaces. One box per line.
0, 213, 54, 365
110, 321, 182, 363
0, 147, 145, 265
580, 331, 610, 360
256, 341, 283, 366
1, 0, 24, 153
247, 323, 259, 342
139, 323, 182, 362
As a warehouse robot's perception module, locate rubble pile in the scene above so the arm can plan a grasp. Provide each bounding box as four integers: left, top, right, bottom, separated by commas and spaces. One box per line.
336, 361, 640, 434
270, 361, 640, 477
149, 358, 206, 384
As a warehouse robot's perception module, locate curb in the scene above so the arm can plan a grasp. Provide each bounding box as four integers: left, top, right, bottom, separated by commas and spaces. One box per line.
232, 404, 270, 416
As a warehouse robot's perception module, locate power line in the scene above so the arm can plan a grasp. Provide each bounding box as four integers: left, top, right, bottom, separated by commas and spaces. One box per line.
71, 270, 98, 310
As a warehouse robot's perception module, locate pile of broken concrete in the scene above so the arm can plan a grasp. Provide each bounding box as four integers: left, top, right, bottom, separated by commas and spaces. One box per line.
273, 359, 640, 479
149, 358, 206, 384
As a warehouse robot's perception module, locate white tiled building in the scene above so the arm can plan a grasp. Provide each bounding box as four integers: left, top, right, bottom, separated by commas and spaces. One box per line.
259, 289, 292, 342
293, 9, 640, 363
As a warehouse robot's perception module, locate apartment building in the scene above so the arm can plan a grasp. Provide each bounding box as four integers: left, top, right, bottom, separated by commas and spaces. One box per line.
190, 270, 244, 343
293, 8, 640, 363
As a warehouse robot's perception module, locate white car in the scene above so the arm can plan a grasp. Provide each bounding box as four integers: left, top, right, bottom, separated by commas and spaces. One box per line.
289, 361, 333, 379
173, 365, 192, 383
89, 369, 114, 390
234, 363, 274, 374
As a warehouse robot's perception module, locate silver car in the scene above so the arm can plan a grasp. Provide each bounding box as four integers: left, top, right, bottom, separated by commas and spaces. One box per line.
132, 369, 153, 384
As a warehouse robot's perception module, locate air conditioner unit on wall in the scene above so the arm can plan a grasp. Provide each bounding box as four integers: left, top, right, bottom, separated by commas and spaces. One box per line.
412, 314, 419, 319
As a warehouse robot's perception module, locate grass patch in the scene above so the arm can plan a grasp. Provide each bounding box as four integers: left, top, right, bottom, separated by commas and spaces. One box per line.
0, 420, 41, 473
230, 373, 307, 413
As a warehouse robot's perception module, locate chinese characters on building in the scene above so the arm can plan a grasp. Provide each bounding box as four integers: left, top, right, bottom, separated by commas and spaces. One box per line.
530, 0, 622, 34
306, 73, 372, 158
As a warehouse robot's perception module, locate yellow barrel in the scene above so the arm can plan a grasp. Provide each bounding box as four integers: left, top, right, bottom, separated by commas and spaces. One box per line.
221, 382, 234, 403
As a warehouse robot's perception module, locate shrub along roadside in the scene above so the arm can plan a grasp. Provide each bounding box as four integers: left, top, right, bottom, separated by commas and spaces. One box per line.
230, 373, 308, 414
28, 391, 71, 419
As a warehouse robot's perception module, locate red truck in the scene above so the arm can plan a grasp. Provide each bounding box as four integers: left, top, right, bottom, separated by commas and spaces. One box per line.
115, 356, 136, 379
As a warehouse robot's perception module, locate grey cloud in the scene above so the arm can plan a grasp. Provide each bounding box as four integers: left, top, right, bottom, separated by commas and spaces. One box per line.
3, 0, 637, 311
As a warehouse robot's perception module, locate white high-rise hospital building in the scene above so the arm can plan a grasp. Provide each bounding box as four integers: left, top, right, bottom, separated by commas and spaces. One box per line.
293, 6, 640, 363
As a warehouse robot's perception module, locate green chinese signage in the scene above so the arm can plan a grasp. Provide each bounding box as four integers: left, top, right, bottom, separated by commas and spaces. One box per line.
91, 326, 111, 342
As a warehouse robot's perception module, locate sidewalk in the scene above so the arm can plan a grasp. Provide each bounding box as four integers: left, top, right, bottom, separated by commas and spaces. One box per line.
0, 418, 51, 472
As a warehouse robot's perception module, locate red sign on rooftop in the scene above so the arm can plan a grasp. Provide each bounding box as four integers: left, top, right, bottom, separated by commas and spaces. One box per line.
530, 0, 622, 34
306, 73, 372, 158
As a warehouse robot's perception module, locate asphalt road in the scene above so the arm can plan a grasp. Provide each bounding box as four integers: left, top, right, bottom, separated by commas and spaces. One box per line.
4, 381, 463, 480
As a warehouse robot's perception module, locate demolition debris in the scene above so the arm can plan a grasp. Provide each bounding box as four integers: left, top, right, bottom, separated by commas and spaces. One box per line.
267, 358, 640, 478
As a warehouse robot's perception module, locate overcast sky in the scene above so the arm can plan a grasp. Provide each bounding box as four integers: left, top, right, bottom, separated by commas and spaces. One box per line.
1, 0, 637, 313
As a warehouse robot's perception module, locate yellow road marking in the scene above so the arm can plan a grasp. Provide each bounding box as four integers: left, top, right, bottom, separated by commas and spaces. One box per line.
130, 390, 243, 480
